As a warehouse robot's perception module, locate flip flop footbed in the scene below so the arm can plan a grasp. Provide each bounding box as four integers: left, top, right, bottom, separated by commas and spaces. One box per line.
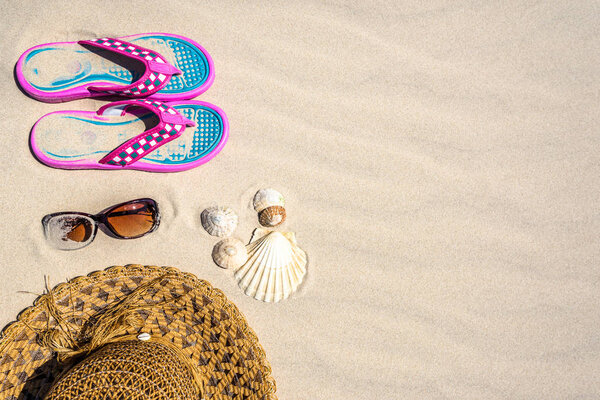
31, 102, 227, 172
18, 33, 213, 102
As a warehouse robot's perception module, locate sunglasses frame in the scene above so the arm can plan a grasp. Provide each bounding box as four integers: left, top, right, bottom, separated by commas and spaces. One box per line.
42, 198, 160, 248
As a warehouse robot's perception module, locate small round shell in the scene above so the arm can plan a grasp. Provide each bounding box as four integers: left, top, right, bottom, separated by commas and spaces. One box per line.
137, 333, 151, 341
201, 206, 238, 237
212, 238, 248, 269
258, 206, 286, 227
252, 188, 285, 212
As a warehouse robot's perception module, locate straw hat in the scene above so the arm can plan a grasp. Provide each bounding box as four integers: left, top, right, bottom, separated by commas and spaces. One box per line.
0, 265, 277, 400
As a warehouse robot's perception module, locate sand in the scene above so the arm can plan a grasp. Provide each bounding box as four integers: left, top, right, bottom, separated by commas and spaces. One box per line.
1, 1, 599, 399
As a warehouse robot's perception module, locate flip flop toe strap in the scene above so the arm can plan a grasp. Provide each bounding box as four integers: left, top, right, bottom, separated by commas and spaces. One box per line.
98, 100, 196, 167
79, 37, 182, 97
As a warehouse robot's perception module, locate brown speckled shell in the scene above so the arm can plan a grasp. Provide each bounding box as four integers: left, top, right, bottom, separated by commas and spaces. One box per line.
258, 206, 286, 227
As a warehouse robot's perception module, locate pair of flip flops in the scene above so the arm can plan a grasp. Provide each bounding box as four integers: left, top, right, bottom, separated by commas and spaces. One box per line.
17, 33, 228, 172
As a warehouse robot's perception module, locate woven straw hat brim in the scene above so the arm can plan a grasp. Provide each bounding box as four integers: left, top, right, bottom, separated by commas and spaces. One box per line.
0, 265, 277, 400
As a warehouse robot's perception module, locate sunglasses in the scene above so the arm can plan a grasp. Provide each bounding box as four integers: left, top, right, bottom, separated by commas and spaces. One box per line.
42, 198, 160, 250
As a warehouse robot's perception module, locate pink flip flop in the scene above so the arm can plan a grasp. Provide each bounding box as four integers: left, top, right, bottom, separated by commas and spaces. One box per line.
30, 99, 228, 172
16, 33, 214, 102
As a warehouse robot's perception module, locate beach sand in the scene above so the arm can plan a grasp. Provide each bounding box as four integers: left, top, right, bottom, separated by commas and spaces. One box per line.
0, 1, 599, 398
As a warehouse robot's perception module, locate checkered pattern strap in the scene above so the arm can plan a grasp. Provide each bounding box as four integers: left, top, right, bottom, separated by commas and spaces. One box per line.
97, 100, 196, 167
79, 37, 182, 97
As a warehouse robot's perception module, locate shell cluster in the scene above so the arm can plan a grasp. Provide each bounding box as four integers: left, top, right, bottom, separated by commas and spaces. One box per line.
235, 228, 307, 303
206, 188, 307, 302
201, 206, 238, 237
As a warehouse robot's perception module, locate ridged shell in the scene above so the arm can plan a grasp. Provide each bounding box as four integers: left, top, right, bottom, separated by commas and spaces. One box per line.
201, 206, 238, 237
258, 206, 286, 227
235, 229, 307, 302
252, 188, 285, 212
212, 238, 248, 269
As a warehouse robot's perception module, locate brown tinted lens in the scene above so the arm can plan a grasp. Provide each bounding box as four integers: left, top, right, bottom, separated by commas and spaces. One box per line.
66, 220, 93, 242
106, 201, 156, 238
45, 214, 95, 250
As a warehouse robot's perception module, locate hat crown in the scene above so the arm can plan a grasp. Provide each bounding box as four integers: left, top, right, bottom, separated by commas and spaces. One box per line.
44, 340, 200, 400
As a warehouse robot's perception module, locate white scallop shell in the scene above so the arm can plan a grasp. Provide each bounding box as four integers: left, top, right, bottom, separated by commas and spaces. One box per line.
235, 229, 307, 302
201, 206, 238, 237
252, 189, 285, 212
212, 238, 248, 269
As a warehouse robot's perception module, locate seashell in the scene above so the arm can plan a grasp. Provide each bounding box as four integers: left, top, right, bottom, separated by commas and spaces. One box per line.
137, 332, 151, 341
235, 229, 307, 302
250, 227, 297, 244
252, 188, 285, 213
212, 238, 248, 269
258, 206, 286, 227
201, 206, 238, 237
